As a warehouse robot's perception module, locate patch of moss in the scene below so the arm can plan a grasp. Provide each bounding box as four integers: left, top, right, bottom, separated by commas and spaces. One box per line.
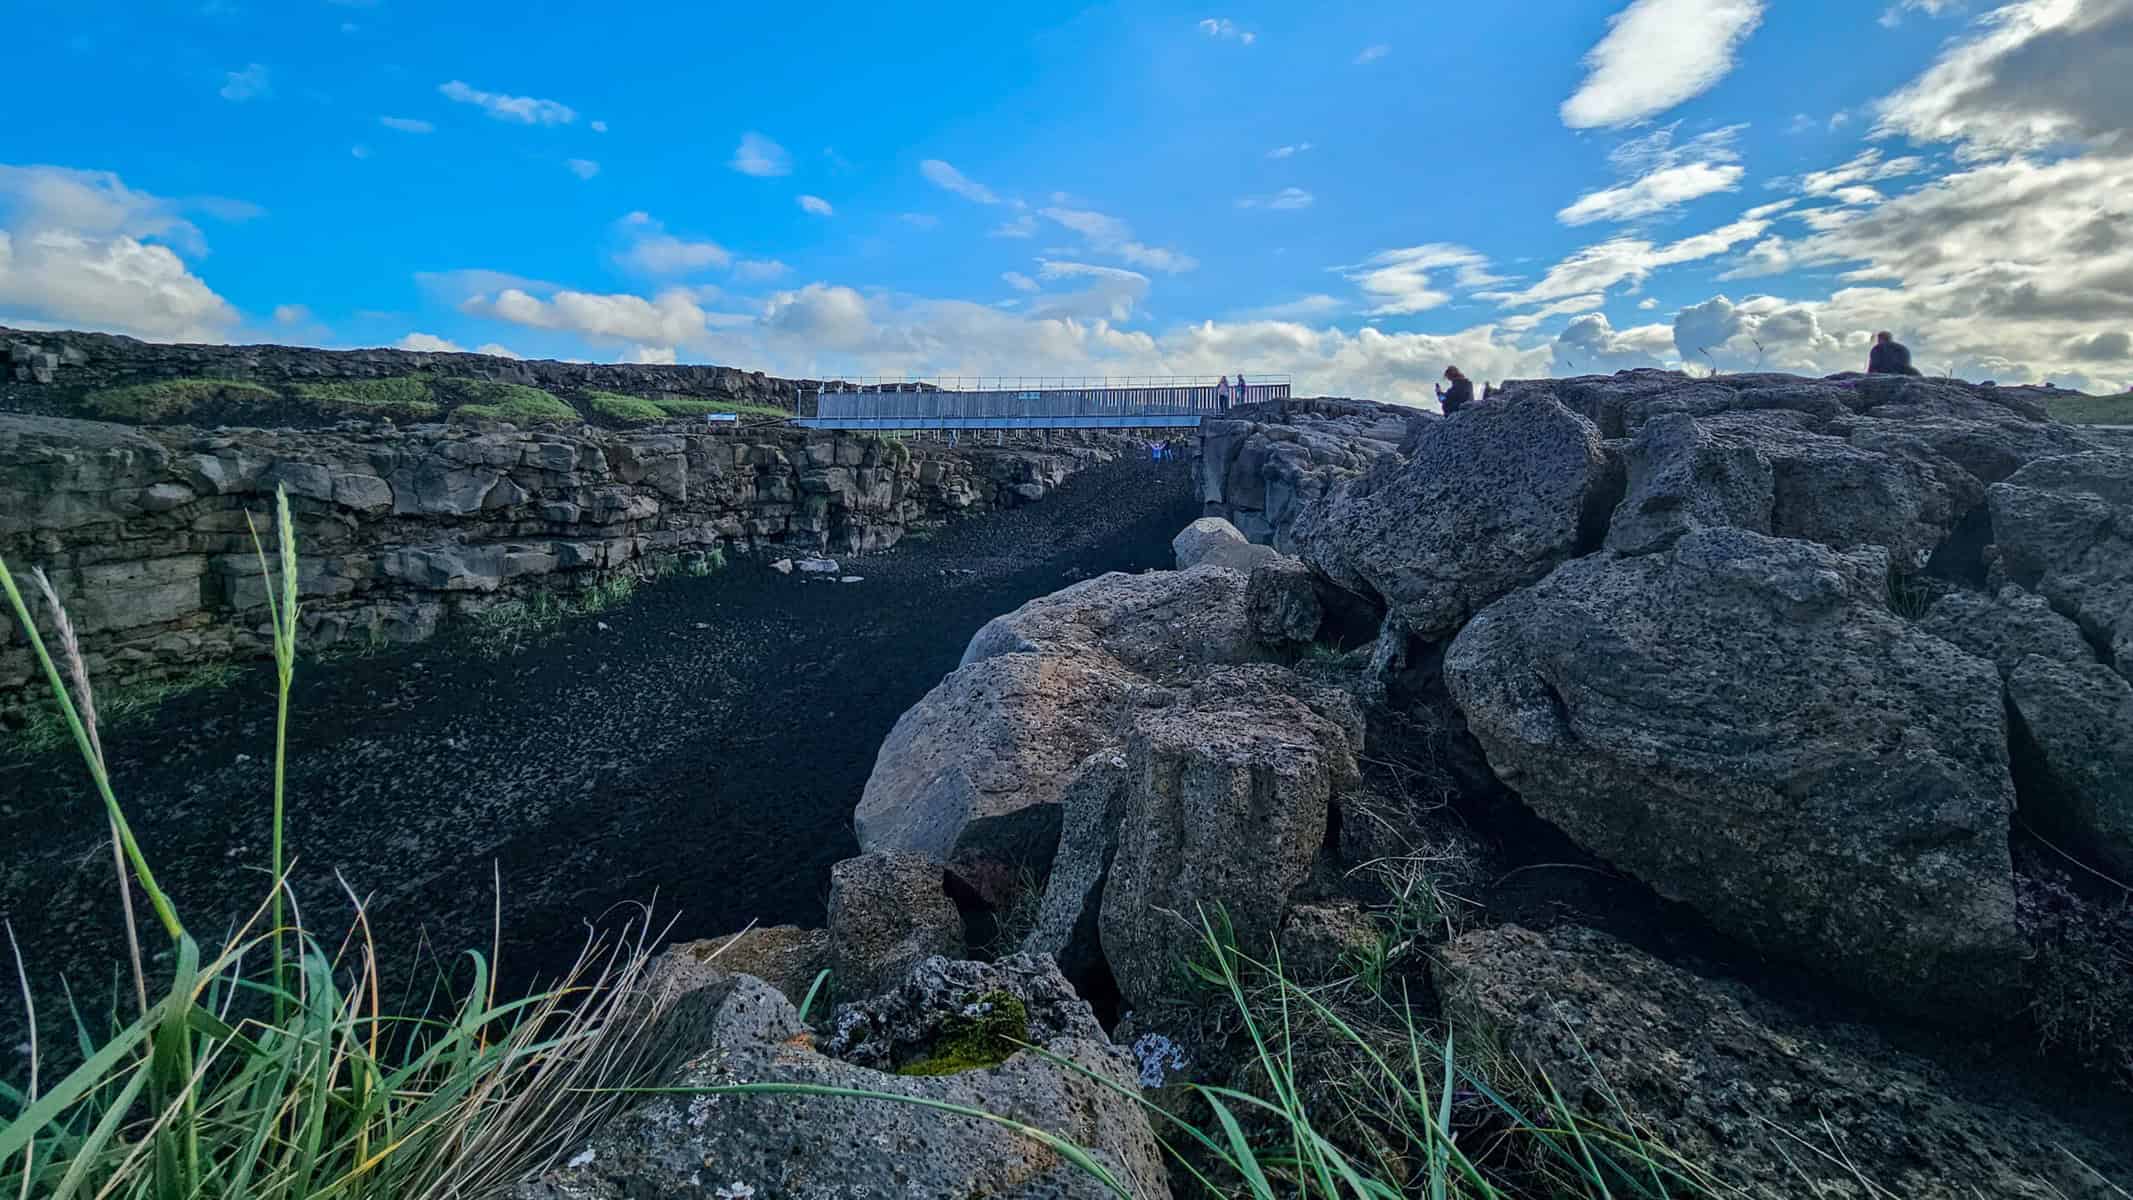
444, 381, 578, 425
80, 378, 279, 422
894, 990, 1029, 1076
292, 377, 442, 421
2049, 393, 2133, 425
582, 390, 670, 424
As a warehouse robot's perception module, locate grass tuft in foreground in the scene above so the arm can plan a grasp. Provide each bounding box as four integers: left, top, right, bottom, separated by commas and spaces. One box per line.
6, 659, 242, 759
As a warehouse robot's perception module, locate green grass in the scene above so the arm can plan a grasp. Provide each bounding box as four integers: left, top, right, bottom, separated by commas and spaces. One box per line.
290, 377, 442, 421
6, 659, 242, 758
466, 572, 639, 655
79, 378, 280, 422
446, 381, 578, 426
648, 396, 793, 422
582, 390, 670, 424
2049, 393, 2133, 425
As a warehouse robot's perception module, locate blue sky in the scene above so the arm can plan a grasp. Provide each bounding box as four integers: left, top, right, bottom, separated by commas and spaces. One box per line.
2, 0, 2129, 403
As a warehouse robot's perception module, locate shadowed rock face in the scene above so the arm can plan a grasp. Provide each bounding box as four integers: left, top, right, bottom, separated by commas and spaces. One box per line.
1435, 925, 2133, 1200
1444, 528, 2026, 1018
1195, 396, 1416, 550
0, 412, 1122, 723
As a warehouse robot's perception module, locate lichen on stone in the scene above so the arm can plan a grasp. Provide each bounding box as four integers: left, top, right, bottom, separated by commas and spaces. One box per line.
893, 990, 1029, 1076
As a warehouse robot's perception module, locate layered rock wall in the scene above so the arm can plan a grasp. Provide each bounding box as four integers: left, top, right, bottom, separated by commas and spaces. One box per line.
0, 412, 1119, 724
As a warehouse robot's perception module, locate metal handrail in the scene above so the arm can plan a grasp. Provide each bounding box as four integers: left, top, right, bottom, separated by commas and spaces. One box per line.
813, 374, 1293, 393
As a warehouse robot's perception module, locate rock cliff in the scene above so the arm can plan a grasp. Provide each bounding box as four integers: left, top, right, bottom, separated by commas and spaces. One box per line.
0, 412, 1122, 725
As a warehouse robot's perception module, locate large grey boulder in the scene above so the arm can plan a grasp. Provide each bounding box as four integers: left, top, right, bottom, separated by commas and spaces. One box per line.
1443, 528, 2024, 1018
1101, 667, 1361, 1009
1605, 412, 1774, 555
1019, 748, 1130, 990
1989, 451, 2133, 678
519, 958, 1170, 1200
1921, 585, 2097, 674
1435, 924, 2132, 1200
1172, 516, 1281, 572
826, 852, 965, 1001
652, 925, 829, 1009
856, 567, 1257, 875
1196, 400, 1412, 548
1291, 394, 1617, 642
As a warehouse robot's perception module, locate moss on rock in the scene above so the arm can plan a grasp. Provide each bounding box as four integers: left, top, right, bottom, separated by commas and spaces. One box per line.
894, 990, 1030, 1076
292, 377, 442, 421
81, 378, 280, 422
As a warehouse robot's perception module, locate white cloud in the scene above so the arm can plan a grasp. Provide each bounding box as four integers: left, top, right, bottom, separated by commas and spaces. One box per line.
1198, 17, 1256, 44
989, 213, 1037, 238
1639, 297, 1660, 310
1554, 312, 1676, 373
1340, 244, 1502, 315
220, 63, 269, 102
397, 332, 462, 352
1794, 148, 1927, 196
732, 259, 789, 282
899, 212, 940, 229
591, 120, 609, 134
463, 284, 723, 347
1243, 294, 1344, 321
379, 116, 432, 134
1876, 0, 2133, 155
437, 80, 576, 125
273, 303, 310, 324
1029, 260, 1152, 321
566, 158, 600, 180
1237, 187, 1315, 211
0, 165, 242, 342
621, 344, 677, 364
1559, 162, 1744, 224
1561, 0, 1766, 128
474, 342, 520, 358
1266, 142, 1314, 159
1484, 214, 1771, 307
1355, 44, 1390, 64
615, 212, 730, 275
0, 230, 236, 342
1040, 206, 1197, 272
1002, 271, 1039, 292
919, 159, 999, 204
730, 132, 791, 177
1880, 0, 1963, 26
1558, 123, 1746, 225
797, 194, 834, 216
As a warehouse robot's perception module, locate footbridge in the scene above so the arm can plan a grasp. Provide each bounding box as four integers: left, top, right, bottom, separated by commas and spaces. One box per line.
792, 376, 1291, 431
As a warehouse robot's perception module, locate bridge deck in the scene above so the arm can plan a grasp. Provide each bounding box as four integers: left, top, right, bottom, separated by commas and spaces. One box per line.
794, 378, 1290, 430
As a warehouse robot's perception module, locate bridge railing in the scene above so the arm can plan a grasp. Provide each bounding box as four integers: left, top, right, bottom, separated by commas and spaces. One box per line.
809, 377, 1291, 422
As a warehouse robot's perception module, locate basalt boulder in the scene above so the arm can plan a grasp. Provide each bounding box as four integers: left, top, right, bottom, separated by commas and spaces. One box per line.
1989, 451, 2133, 679
1172, 516, 1282, 573
855, 566, 1259, 881
519, 959, 1169, 1200
1290, 394, 1618, 642
826, 852, 966, 1001
1443, 528, 2024, 1019
1435, 924, 2132, 1200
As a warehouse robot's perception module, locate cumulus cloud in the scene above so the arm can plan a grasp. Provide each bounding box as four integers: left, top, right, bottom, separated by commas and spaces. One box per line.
1553, 312, 1676, 373
475, 342, 522, 359
1561, 0, 1765, 128
397, 332, 462, 351
0, 165, 243, 341
438, 80, 576, 125
1040, 206, 1197, 272
1877, 0, 2133, 155
462, 284, 725, 347
1237, 187, 1314, 211
621, 344, 677, 364
730, 132, 791, 177
920, 159, 1000, 204
565, 158, 600, 180
1341, 244, 1504, 315
380, 116, 433, 133
1198, 17, 1256, 44
797, 194, 834, 216
220, 63, 269, 102
1028, 260, 1152, 321
1673, 294, 1848, 372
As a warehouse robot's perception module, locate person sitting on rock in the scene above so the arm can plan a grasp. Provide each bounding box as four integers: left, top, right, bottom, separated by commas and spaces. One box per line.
1867, 331, 1923, 377
1436, 366, 1475, 414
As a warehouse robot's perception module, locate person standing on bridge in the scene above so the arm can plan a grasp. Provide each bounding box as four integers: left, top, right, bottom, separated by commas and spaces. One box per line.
1216, 375, 1232, 412
1436, 366, 1475, 415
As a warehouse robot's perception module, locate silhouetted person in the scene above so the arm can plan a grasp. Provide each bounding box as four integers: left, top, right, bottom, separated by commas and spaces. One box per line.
1436, 366, 1474, 414
1868, 331, 1922, 377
